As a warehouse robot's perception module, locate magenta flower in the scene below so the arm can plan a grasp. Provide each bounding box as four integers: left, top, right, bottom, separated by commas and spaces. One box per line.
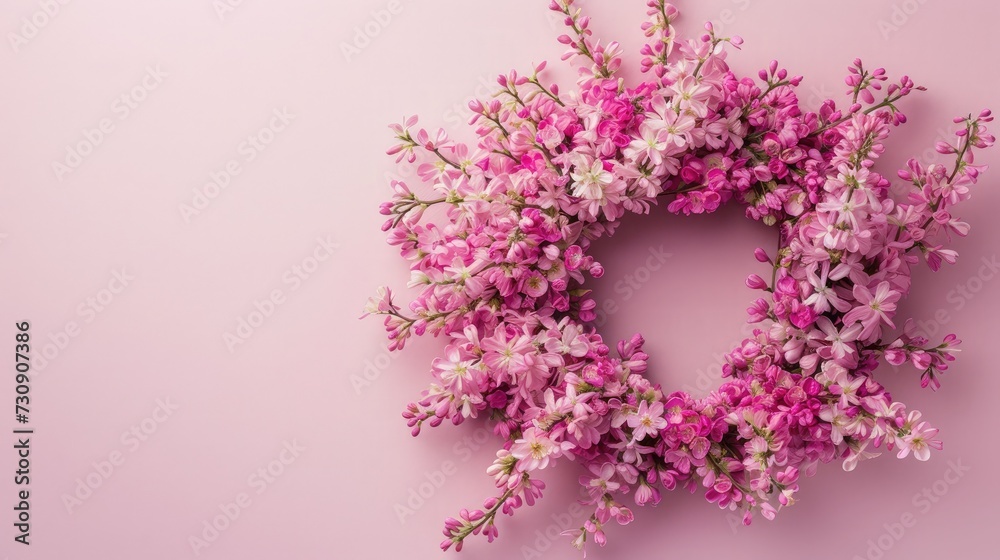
564, 245, 585, 271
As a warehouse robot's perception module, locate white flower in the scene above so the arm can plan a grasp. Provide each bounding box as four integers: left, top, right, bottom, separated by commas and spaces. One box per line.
570, 159, 613, 200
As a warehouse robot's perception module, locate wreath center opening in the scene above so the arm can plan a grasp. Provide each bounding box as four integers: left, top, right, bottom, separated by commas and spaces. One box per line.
587, 203, 774, 393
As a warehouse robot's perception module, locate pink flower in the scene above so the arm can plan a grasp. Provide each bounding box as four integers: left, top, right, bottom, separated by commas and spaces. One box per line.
511, 427, 572, 471
626, 400, 667, 441
670, 75, 712, 117
522, 271, 549, 298
482, 333, 533, 376
884, 345, 907, 366
626, 122, 669, 165
818, 404, 851, 445
582, 463, 620, 500
432, 346, 480, 393
360, 286, 395, 318
747, 298, 770, 323
842, 281, 900, 340
814, 317, 862, 361
789, 301, 817, 329
803, 263, 850, 314
545, 322, 589, 357
843, 441, 881, 472
634, 481, 661, 506
896, 422, 941, 461
830, 374, 865, 408
647, 96, 696, 148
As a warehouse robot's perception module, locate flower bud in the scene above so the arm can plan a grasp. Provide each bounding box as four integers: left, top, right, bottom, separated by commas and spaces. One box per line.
745, 274, 768, 290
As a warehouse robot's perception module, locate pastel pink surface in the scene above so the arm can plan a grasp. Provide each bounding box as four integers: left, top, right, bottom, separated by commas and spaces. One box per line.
0, 1, 997, 559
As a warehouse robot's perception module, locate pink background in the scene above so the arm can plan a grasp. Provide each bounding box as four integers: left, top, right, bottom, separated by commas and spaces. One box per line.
1, 1, 998, 559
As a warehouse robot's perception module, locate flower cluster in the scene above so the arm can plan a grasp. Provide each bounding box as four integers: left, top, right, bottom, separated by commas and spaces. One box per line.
365, 0, 992, 553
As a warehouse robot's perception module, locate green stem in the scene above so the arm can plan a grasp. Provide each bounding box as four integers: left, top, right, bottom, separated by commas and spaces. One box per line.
528, 77, 565, 107
449, 487, 517, 543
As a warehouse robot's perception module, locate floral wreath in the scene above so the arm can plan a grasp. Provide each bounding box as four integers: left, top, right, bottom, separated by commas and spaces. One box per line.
364, 0, 993, 553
